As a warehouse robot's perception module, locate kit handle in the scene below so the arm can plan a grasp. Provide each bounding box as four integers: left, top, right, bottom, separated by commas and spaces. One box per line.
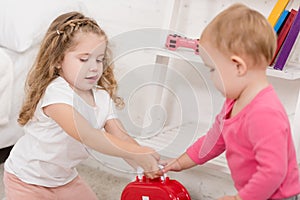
158, 164, 167, 182
136, 165, 167, 182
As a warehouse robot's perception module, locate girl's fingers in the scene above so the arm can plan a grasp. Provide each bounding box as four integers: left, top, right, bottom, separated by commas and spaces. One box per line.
158, 159, 169, 166
151, 152, 160, 161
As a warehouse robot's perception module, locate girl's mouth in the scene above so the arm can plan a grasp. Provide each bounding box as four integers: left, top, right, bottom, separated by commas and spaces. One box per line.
85, 75, 98, 81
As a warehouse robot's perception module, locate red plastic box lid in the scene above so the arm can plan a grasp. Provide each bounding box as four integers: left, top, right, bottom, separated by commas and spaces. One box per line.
121, 175, 191, 200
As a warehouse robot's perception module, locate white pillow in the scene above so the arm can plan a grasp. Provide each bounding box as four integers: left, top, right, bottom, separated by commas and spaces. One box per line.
0, 0, 87, 52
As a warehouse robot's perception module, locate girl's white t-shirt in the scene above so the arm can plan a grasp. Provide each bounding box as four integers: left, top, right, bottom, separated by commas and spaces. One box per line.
5, 77, 117, 187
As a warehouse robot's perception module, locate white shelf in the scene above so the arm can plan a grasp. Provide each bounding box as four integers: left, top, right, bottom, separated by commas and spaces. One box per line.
267, 65, 300, 80
156, 47, 300, 80
156, 48, 202, 63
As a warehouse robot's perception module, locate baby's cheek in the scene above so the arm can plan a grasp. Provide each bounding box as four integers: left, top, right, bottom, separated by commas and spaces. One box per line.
213, 76, 226, 95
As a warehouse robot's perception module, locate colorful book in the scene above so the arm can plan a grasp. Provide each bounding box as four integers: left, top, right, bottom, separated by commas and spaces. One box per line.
274, 10, 290, 33
270, 9, 297, 65
268, 0, 290, 27
274, 7, 300, 70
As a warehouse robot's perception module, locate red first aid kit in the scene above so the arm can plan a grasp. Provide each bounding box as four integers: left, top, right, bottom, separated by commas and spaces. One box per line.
121, 175, 191, 200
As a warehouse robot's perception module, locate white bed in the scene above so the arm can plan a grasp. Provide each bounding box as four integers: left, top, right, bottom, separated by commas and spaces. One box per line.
0, 46, 38, 149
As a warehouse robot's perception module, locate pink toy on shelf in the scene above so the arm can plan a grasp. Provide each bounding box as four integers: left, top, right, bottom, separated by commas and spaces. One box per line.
165, 34, 199, 55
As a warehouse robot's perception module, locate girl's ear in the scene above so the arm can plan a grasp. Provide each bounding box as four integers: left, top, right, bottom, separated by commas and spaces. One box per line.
231, 55, 247, 76
56, 61, 62, 69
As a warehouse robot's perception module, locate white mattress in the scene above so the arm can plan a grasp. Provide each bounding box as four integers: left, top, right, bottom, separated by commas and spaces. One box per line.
0, 45, 39, 148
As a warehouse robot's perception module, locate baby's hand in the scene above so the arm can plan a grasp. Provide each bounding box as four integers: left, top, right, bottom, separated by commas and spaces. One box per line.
154, 158, 183, 177
160, 158, 183, 173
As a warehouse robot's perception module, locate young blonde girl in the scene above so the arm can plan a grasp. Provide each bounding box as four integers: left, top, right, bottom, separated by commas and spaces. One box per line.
4, 11, 159, 200
160, 4, 300, 200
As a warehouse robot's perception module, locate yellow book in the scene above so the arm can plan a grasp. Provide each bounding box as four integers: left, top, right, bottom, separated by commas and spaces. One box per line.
268, 0, 290, 27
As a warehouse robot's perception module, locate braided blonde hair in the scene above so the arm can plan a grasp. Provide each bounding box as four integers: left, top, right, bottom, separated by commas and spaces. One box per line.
18, 11, 123, 126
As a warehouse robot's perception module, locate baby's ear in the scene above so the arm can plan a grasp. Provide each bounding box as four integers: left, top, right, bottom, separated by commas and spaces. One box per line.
231, 55, 247, 76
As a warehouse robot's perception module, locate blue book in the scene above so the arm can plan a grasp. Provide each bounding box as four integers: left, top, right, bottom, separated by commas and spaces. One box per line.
274, 10, 290, 33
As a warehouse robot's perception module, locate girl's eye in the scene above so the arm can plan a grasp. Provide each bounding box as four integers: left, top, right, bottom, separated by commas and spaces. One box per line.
97, 58, 105, 63
80, 58, 88, 62
210, 68, 215, 72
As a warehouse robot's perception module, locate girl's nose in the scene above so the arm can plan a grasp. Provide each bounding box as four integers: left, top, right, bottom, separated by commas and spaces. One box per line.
89, 66, 98, 72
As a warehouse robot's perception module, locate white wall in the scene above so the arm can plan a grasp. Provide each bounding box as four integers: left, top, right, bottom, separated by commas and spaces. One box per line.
83, 0, 174, 35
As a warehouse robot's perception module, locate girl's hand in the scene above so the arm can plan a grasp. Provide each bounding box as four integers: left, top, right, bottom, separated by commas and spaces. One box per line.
131, 146, 160, 179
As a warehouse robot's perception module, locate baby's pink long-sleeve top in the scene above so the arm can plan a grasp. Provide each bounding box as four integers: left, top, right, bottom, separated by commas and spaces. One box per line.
187, 85, 300, 200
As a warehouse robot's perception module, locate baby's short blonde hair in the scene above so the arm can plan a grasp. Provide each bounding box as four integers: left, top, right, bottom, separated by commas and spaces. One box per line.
201, 3, 277, 66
